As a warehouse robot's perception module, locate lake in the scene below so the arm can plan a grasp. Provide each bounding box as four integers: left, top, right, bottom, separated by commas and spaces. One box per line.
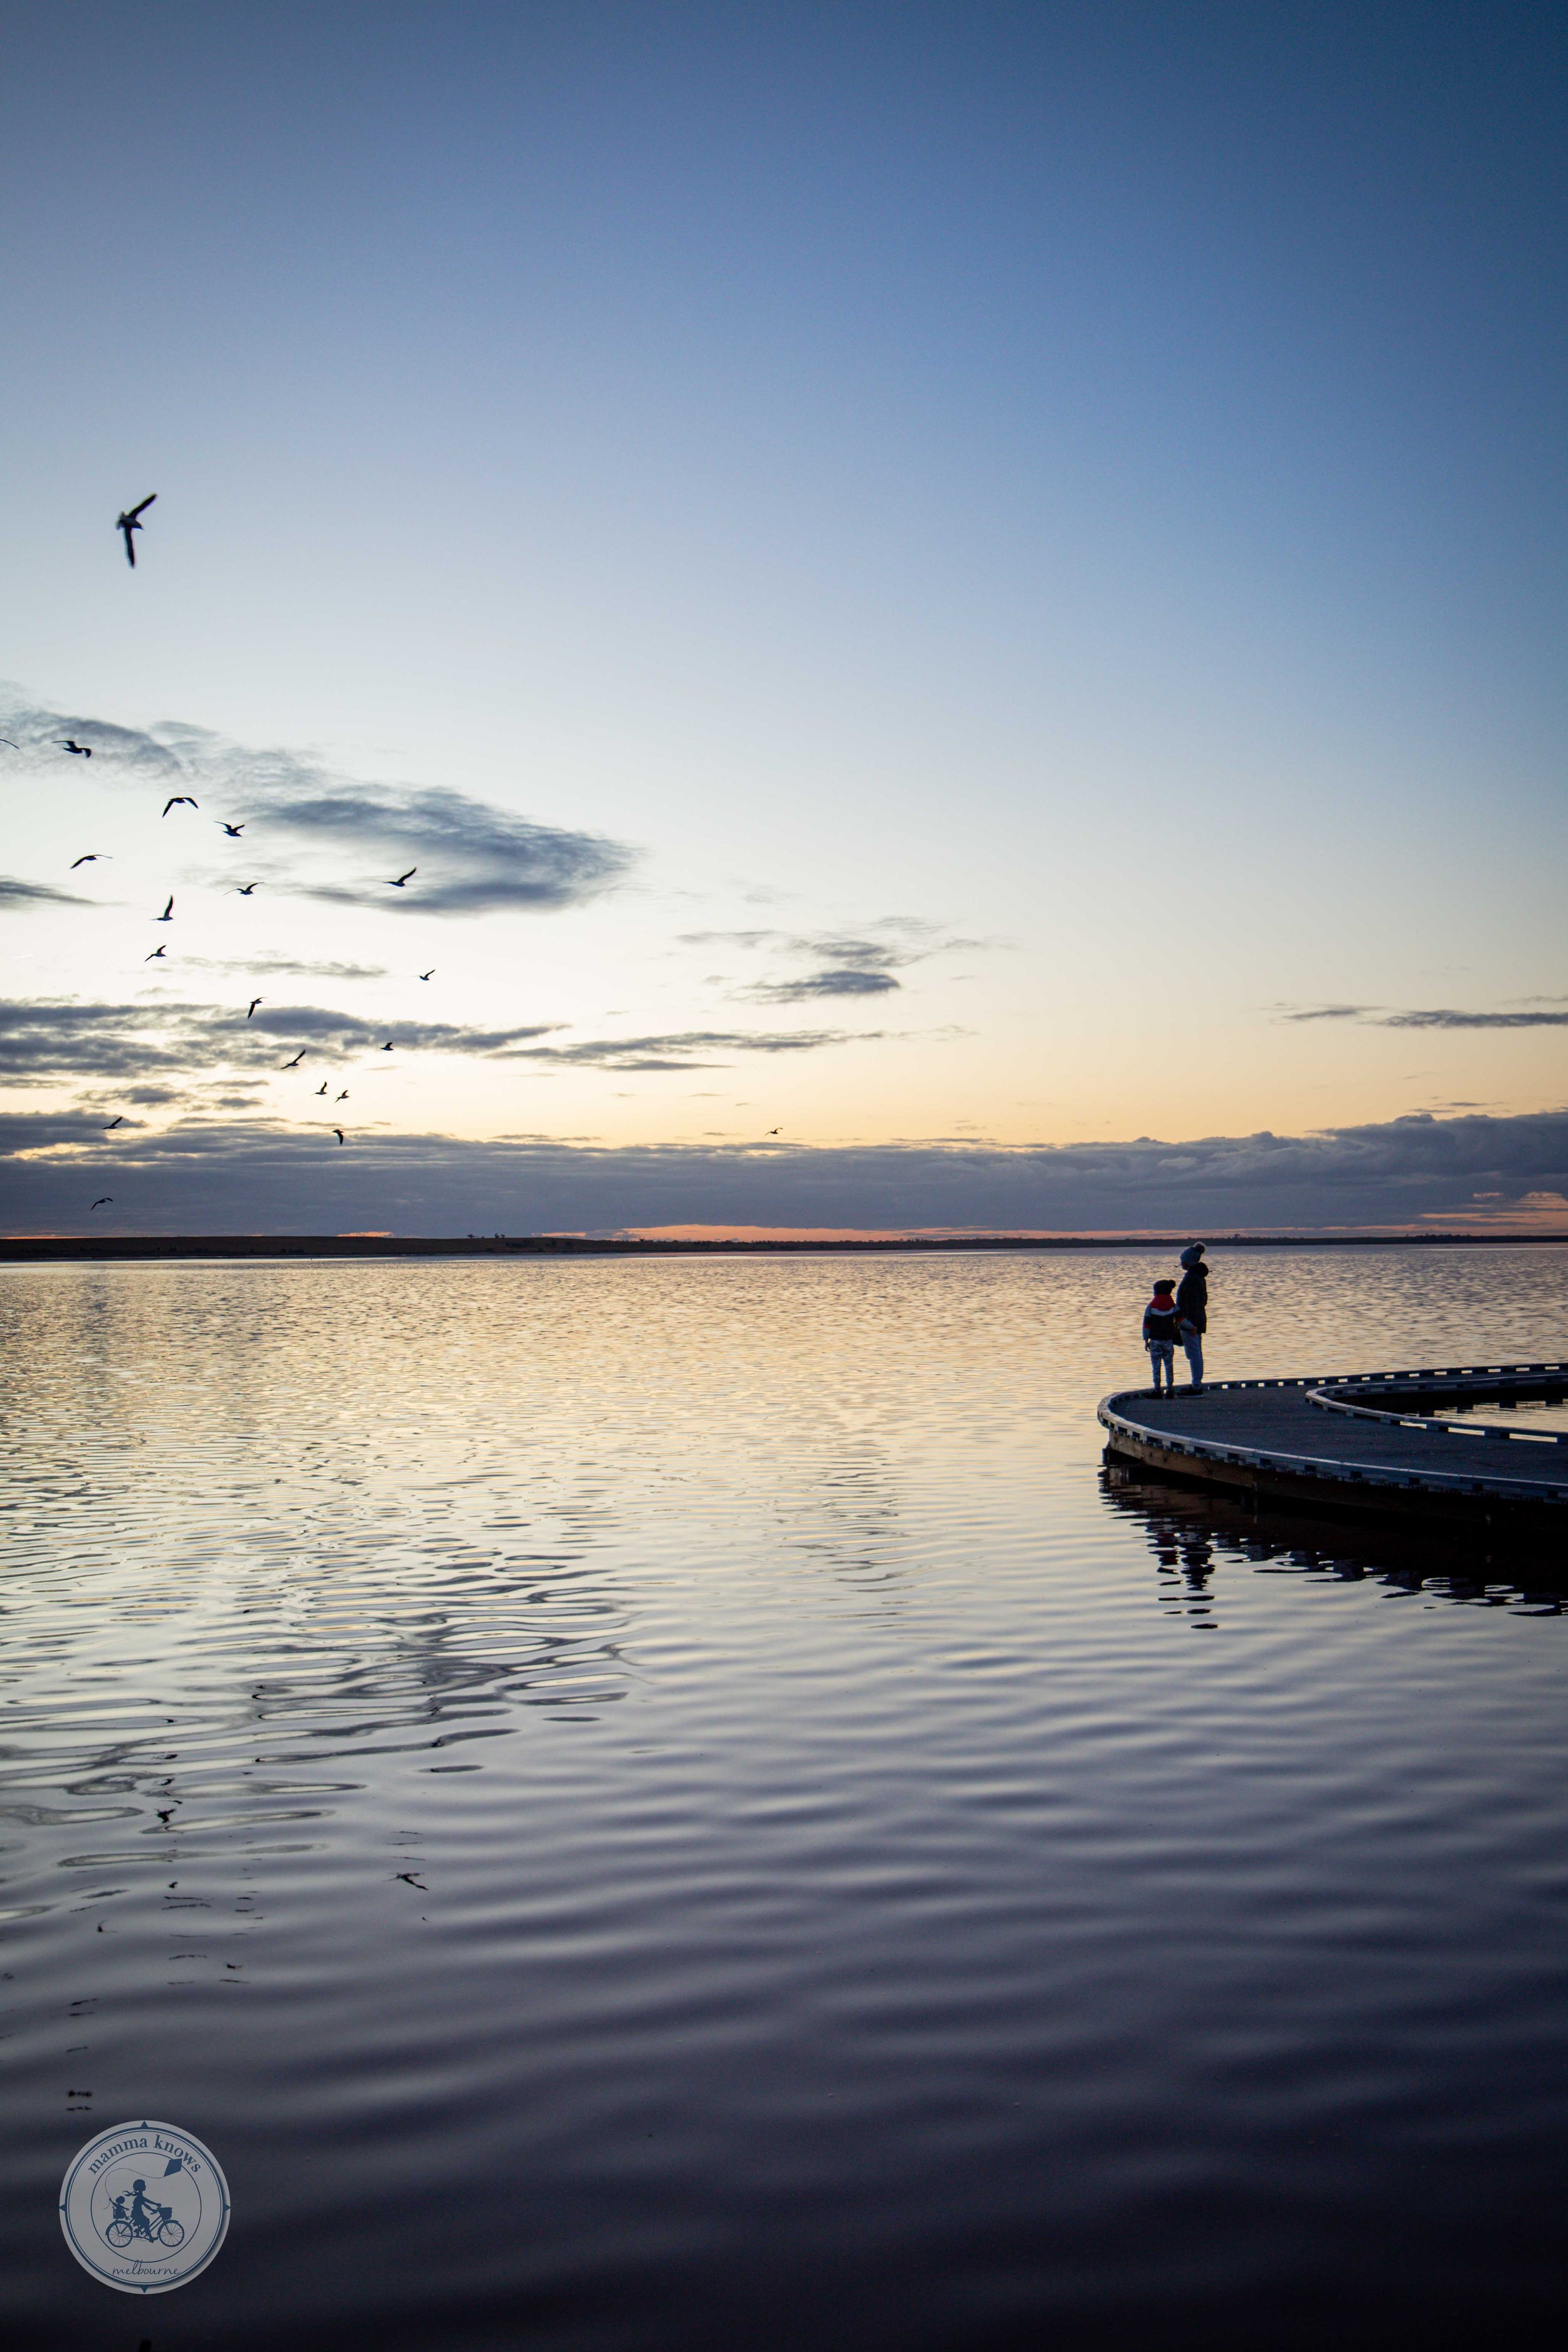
3, 1246, 1565, 2349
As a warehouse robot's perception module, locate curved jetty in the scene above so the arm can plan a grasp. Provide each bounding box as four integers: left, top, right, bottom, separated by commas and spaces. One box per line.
1099, 1361, 1568, 1533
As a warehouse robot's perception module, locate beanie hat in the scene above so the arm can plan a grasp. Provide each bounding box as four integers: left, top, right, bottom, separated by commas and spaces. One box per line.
1179, 1244, 1205, 1269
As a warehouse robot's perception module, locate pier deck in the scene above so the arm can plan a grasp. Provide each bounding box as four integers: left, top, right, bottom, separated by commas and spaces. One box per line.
1098, 1362, 1568, 1534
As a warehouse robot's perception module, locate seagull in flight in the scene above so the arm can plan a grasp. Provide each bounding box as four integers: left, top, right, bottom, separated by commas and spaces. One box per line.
387, 868, 416, 888
246, 997, 263, 1018
70, 854, 107, 869
334, 1090, 349, 1102
332, 1128, 345, 1145
162, 795, 198, 817
235, 882, 258, 895
116, 494, 156, 566
281, 1050, 305, 1069
315, 1083, 328, 1096
381, 1039, 394, 1051
217, 821, 245, 837
103, 1116, 124, 1131
766, 1127, 781, 1136
145, 945, 166, 960
418, 969, 435, 981
90, 1197, 114, 1210
156, 896, 174, 921
62, 739, 92, 757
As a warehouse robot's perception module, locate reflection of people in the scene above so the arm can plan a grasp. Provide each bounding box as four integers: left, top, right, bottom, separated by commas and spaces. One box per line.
1143, 1279, 1180, 1394
1175, 1243, 1208, 1392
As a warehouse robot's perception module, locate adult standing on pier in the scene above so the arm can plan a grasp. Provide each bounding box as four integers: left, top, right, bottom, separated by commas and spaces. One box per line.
1175, 1244, 1208, 1392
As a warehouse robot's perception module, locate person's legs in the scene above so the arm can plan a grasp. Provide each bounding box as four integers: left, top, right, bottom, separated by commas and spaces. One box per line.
1150, 1342, 1173, 1394
1184, 1331, 1204, 1389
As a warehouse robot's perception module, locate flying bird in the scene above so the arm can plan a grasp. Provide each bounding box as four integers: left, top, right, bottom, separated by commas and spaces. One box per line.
90, 1197, 114, 1210
217, 821, 245, 837
70, 854, 107, 869
156, 896, 173, 921
246, 997, 263, 1018
381, 1040, 393, 1051
418, 968, 435, 980
162, 795, 198, 817
235, 882, 258, 895
103, 1116, 124, 1130
281, 1050, 305, 1069
314, 1083, 327, 1096
0, 738, 18, 749
332, 1128, 345, 1145
766, 1128, 781, 1136
387, 868, 416, 887
335, 1090, 349, 1101
116, 493, 156, 566
145, 945, 166, 960
62, 739, 92, 757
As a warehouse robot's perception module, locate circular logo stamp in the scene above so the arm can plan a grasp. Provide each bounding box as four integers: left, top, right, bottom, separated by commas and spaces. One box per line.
60, 2120, 230, 2294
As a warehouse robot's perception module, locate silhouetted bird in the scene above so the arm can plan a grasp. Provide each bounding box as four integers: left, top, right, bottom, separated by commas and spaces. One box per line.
418, 969, 435, 980
332, 1128, 345, 1145
90, 1197, 113, 1210
162, 796, 197, 817
116, 494, 156, 566
70, 854, 107, 869
315, 1083, 327, 1096
235, 882, 258, 894
103, 1115, 124, 1130
766, 1127, 781, 1136
217, 821, 245, 837
381, 1040, 393, 1051
62, 739, 92, 757
335, 1090, 349, 1102
387, 868, 416, 887
145, 945, 166, 960
246, 997, 263, 1018
281, 1050, 305, 1069
156, 896, 173, 921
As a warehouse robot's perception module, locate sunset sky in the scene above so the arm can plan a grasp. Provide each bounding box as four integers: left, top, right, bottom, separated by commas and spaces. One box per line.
2, 1, 1564, 1232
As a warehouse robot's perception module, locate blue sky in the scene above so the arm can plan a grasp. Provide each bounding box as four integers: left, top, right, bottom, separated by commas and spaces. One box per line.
1, 2, 1565, 1231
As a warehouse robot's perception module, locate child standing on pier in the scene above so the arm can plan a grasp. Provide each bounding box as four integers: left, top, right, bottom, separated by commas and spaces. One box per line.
1142, 1279, 1180, 1395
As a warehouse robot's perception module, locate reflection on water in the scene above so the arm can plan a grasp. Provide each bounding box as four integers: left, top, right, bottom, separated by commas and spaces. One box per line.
1103, 1461, 1568, 1625
3, 1248, 1567, 2351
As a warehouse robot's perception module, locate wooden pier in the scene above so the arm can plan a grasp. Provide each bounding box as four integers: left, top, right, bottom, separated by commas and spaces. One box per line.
1098, 1362, 1568, 1535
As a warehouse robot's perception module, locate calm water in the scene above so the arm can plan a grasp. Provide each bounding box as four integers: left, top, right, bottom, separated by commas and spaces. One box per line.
3, 1247, 1566, 2351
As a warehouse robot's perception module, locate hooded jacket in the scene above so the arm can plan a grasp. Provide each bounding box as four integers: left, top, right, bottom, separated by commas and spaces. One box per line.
1175, 1261, 1207, 1333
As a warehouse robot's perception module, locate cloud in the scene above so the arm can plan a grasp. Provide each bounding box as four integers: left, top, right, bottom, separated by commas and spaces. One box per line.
1281, 1001, 1568, 1030
186, 956, 390, 981
502, 1027, 889, 1071
0, 997, 564, 1082
1279, 1004, 1378, 1022
1382, 1009, 1568, 1030
0, 876, 92, 910
6, 1106, 1568, 1236
682, 919, 988, 1005
0, 686, 635, 919
748, 970, 902, 1002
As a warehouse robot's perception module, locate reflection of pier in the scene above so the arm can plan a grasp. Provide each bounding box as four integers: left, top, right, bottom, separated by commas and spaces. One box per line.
1098, 1361, 1568, 1535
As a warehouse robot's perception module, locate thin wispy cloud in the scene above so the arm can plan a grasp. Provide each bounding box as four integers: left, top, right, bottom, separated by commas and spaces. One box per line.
1281, 1002, 1568, 1030
682, 919, 989, 1005
0, 875, 93, 910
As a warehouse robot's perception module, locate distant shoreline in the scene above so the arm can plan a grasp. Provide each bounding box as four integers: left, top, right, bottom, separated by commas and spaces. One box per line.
3, 1232, 1566, 1263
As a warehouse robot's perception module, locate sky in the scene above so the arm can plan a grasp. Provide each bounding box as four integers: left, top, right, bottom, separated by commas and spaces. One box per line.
1, 0, 1565, 1234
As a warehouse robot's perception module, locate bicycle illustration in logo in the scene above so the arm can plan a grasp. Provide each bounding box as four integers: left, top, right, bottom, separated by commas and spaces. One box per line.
103, 2178, 186, 2252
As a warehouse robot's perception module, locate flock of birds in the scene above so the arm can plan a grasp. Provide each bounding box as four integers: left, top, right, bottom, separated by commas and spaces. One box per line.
68, 497, 446, 1212
40, 494, 789, 1217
